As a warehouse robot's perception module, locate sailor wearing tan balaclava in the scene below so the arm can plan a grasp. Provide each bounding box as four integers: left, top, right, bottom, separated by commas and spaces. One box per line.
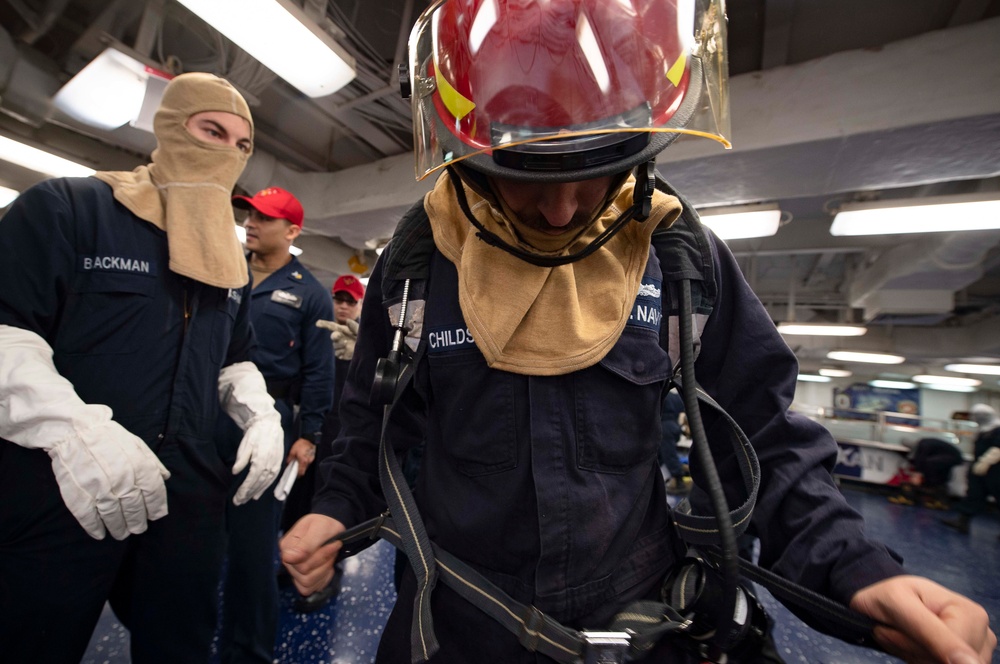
95, 71, 254, 288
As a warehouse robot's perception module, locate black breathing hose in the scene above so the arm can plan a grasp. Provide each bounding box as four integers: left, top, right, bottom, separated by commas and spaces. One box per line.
677, 278, 742, 654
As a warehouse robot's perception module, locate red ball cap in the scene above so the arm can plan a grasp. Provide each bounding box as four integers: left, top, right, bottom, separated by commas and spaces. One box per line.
232, 187, 304, 227
332, 274, 365, 301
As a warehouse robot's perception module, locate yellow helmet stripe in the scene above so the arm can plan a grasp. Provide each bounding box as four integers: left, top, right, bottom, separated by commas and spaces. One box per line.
434, 66, 476, 121
666, 50, 688, 87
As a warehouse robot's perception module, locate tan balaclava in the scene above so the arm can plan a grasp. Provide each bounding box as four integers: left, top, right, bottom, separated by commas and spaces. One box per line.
94, 72, 254, 288
426, 171, 682, 375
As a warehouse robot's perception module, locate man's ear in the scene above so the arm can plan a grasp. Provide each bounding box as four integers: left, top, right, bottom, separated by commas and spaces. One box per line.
286, 223, 302, 241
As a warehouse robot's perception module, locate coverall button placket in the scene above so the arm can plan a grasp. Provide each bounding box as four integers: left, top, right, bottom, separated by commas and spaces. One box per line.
529, 374, 574, 605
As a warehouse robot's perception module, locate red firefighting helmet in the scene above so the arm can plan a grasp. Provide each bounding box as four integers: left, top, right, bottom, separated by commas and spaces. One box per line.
407, 0, 731, 182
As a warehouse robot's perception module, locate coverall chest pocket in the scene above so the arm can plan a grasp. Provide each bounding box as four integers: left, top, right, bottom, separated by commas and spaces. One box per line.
58, 273, 155, 356
576, 327, 671, 473
425, 350, 518, 477
262, 299, 302, 339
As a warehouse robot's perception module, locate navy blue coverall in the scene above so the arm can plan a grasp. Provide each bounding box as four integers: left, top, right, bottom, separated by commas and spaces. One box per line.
312, 221, 906, 663
216, 255, 333, 663
0, 177, 255, 663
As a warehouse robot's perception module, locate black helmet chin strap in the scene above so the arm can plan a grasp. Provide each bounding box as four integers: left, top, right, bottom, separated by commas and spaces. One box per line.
446, 161, 657, 268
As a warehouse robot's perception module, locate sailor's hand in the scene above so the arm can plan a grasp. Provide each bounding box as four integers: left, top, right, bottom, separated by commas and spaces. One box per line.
850, 575, 995, 663
280, 514, 345, 596
287, 438, 316, 476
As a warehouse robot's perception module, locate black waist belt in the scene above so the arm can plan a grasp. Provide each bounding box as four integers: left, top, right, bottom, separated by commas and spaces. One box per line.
327, 514, 693, 664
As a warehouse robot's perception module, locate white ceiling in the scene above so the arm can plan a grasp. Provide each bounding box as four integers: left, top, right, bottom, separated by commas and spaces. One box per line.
1, 0, 999, 390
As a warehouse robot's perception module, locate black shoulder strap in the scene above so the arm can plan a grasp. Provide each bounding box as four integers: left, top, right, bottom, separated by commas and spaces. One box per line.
651, 175, 717, 314
381, 199, 436, 289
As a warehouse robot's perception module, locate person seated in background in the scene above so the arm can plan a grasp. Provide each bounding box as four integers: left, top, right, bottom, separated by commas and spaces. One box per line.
941, 404, 1000, 536
888, 437, 964, 510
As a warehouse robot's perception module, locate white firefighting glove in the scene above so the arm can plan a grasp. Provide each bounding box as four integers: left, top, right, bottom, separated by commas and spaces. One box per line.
317, 319, 358, 360
972, 447, 1000, 476
217, 361, 284, 505
0, 325, 170, 540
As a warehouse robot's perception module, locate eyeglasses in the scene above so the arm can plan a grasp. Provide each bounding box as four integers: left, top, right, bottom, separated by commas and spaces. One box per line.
333, 294, 357, 305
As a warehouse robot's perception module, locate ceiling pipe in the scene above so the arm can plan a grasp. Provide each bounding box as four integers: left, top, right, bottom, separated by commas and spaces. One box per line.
847, 231, 1000, 319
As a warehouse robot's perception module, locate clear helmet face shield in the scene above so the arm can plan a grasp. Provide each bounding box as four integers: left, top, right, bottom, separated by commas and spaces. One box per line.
408, 0, 731, 182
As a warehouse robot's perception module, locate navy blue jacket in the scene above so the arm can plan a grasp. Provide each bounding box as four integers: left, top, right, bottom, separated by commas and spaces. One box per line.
245, 256, 334, 440
313, 218, 905, 647
0, 177, 253, 454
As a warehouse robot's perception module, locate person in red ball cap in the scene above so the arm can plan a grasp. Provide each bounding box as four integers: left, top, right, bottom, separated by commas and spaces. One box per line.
219, 184, 335, 657
232, 186, 304, 228
331, 274, 365, 326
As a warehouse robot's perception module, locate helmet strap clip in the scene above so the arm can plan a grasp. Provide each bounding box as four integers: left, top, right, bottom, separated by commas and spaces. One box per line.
633, 160, 656, 221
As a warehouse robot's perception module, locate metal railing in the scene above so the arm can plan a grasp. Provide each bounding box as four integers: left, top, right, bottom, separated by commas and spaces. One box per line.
791, 404, 979, 457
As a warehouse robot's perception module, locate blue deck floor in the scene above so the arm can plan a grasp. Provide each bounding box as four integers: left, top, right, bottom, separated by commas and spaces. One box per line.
81, 484, 1000, 663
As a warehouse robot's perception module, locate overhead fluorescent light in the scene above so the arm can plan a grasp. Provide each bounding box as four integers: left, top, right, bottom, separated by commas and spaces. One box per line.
921, 384, 978, 393
912, 375, 982, 387
830, 192, 1000, 236
777, 323, 867, 336
869, 380, 917, 389
699, 204, 781, 240
52, 47, 172, 131
819, 368, 853, 378
0, 185, 19, 207
944, 363, 1000, 376
827, 350, 906, 364
797, 374, 831, 383
174, 0, 356, 98
0, 136, 96, 178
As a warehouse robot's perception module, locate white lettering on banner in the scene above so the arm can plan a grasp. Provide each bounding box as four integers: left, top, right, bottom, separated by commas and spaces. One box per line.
835, 443, 905, 484
82, 255, 151, 273
837, 445, 861, 468
428, 327, 475, 350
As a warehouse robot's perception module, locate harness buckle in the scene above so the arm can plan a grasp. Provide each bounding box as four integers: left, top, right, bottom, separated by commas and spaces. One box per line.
582, 631, 631, 664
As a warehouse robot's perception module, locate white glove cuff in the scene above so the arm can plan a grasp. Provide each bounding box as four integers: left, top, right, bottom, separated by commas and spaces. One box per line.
218, 361, 278, 432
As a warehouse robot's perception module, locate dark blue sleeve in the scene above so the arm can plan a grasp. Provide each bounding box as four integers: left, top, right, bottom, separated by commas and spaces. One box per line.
691, 233, 905, 607
223, 271, 256, 367
296, 282, 335, 437
0, 180, 75, 338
